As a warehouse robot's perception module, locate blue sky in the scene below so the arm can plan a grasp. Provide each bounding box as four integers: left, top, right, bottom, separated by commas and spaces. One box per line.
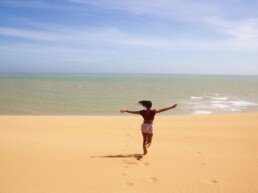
0, 0, 258, 74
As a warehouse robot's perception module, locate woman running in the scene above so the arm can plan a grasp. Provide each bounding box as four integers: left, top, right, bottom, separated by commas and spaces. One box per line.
120, 100, 177, 155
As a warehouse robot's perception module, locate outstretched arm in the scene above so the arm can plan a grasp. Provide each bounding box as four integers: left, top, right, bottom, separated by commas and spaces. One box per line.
156, 104, 177, 113
120, 109, 140, 114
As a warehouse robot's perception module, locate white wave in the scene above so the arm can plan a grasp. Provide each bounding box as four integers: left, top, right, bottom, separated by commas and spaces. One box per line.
211, 104, 230, 109
210, 100, 226, 104
192, 105, 210, 110
193, 110, 212, 115
191, 96, 204, 100
211, 97, 228, 100
229, 101, 258, 107
210, 100, 258, 106
230, 108, 242, 112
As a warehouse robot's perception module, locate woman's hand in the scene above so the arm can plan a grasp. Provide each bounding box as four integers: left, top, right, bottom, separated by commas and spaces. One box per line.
120, 109, 127, 113
172, 104, 177, 108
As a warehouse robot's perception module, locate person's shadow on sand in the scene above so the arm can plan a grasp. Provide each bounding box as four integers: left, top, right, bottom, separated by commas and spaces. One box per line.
91, 154, 143, 160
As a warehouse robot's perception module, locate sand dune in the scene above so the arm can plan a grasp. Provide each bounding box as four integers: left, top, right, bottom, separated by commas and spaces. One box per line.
0, 113, 258, 193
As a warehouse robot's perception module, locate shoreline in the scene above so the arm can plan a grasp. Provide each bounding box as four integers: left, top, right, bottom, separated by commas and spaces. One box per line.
0, 111, 257, 116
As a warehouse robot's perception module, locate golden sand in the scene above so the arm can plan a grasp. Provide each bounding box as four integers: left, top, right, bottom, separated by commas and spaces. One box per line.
0, 113, 258, 193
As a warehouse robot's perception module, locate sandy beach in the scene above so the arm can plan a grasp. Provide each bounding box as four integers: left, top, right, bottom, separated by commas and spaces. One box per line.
0, 113, 258, 193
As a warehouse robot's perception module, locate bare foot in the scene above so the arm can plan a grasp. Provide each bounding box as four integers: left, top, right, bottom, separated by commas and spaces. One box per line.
146, 143, 151, 148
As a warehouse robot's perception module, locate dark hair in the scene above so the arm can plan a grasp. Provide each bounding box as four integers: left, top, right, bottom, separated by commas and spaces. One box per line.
138, 100, 152, 109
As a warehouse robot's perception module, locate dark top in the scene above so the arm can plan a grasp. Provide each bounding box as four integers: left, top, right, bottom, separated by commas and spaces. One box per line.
140, 109, 156, 121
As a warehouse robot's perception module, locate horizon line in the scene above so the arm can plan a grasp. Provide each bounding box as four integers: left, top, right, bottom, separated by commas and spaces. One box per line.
0, 72, 258, 77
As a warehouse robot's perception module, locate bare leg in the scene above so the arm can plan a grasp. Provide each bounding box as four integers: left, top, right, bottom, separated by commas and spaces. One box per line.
146, 134, 153, 148
142, 132, 148, 155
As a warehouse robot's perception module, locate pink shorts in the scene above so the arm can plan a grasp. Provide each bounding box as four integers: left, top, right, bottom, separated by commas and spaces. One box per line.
141, 123, 154, 134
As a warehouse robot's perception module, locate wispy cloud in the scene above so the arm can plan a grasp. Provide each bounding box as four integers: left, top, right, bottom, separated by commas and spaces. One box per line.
68, 0, 220, 20
1, 0, 258, 52
2, 23, 258, 52
66, 0, 258, 52
0, 27, 63, 41
0, 27, 170, 48
1, 0, 258, 74
1, 0, 54, 9
204, 17, 258, 51
1, 0, 80, 10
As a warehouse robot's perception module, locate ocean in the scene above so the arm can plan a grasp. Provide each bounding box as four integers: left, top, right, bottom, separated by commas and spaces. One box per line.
0, 74, 258, 115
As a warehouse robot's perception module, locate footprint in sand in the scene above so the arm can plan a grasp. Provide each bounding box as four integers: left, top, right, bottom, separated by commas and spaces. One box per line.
203, 179, 218, 185
148, 177, 158, 183
210, 180, 218, 184
124, 160, 137, 165
120, 173, 127, 177
141, 162, 150, 166
196, 151, 202, 154
125, 182, 134, 186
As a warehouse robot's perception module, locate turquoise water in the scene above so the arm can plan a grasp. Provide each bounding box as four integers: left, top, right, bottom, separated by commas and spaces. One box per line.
0, 74, 258, 115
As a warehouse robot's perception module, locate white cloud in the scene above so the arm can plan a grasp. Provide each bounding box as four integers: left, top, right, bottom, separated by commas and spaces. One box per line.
67, 0, 258, 52
2, 0, 54, 9
0, 27, 64, 41
2, 0, 258, 52
68, 0, 219, 20
0, 27, 169, 48
2, 24, 258, 52
204, 17, 258, 51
